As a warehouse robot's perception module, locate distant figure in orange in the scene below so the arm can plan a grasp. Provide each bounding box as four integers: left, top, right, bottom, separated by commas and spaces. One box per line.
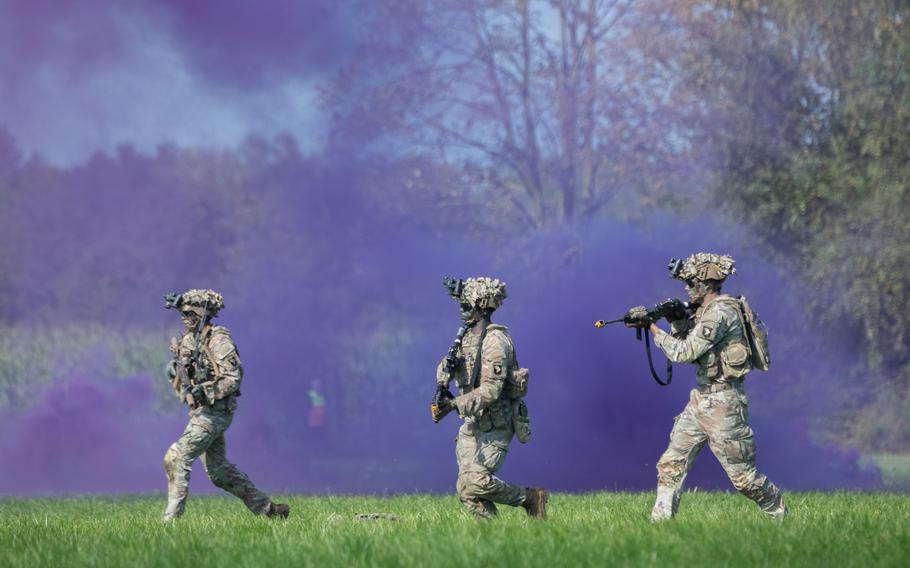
307, 379, 326, 429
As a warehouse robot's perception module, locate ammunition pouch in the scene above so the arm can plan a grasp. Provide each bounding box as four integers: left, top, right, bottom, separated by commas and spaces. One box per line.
512, 399, 531, 443
208, 396, 237, 412
472, 399, 511, 432
490, 399, 513, 429
503, 367, 529, 399
475, 412, 494, 432
720, 342, 751, 379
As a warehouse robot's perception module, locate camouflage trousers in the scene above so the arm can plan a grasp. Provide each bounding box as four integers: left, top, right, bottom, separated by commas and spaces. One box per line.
652, 386, 784, 520
163, 408, 271, 521
455, 423, 526, 519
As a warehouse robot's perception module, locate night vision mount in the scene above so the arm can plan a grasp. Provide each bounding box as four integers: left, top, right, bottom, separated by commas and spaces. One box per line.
442, 277, 464, 299
164, 292, 183, 310
667, 258, 683, 279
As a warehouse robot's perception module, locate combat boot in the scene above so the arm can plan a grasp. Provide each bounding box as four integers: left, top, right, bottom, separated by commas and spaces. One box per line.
766, 500, 789, 522
267, 502, 290, 519
521, 487, 548, 520
650, 485, 680, 522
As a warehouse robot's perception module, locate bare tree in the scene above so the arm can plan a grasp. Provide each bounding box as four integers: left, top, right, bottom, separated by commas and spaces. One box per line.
327, 0, 689, 230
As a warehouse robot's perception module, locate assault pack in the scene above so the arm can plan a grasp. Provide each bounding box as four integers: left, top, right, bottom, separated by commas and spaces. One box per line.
736, 295, 771, 372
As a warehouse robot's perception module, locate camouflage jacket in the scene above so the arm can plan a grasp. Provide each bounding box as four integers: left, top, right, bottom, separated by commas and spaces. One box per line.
173, 325, 243, 407
437, 323, 515, 430
653, 295, 752, 385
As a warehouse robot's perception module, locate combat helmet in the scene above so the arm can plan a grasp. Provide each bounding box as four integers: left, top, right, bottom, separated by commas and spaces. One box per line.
668, 253, 736, 283
164, 289, 225, 317
443, 276, 507, 311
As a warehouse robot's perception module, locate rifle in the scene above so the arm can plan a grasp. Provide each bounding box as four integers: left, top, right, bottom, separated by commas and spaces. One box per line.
594, 298, 696, 386
165, 293, 211, 406
169, 337, 195, 406
431, 324, 467, 422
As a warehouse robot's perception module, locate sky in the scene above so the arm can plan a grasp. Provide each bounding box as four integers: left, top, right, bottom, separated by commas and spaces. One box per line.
0, 0, 354, 165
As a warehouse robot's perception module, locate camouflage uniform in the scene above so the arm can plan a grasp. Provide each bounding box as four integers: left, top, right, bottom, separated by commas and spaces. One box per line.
650, 255, 786, 521
162, 289, 281, 521
439, 323, 525, 518
436, 277, 544, 520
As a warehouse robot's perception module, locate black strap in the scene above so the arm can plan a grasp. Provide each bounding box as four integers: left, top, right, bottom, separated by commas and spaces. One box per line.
640, 327, 672, 386
470, 322, 489, 389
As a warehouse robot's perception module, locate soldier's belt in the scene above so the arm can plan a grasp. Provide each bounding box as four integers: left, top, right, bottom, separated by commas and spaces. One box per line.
696, 380, 741, 394
204, 396, 234, 410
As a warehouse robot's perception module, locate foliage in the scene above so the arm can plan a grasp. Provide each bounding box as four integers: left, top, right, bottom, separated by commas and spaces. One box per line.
1, 493, 909, 567
633, 1, 910, 372
864, 454, 910, 490
629, 0, 910, 445
0, 139, 274, 324
0, 324, 170, 411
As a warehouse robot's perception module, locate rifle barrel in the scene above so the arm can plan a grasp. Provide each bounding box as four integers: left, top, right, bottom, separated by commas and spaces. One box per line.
594, 317, 625, 328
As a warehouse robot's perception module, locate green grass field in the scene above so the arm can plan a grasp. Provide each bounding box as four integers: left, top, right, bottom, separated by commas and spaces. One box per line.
1, 492, 908, 567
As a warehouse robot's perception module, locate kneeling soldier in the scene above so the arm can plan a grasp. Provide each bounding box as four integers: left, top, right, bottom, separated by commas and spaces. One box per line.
432, 277, 547, 520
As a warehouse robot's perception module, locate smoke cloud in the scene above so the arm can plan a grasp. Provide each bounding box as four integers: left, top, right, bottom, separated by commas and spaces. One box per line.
0, 1, 881, 496
0, 155, 879, 493
0, 0, 352, 165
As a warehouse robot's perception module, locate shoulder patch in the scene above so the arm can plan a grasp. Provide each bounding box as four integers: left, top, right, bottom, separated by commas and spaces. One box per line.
208, 331, 238, 360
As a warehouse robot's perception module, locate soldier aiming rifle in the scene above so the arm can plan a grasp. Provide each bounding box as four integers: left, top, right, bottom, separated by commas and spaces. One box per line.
602, 254, 787, 522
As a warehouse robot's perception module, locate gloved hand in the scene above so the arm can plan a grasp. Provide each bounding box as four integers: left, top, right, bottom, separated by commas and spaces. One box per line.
431, 387, 456, 423
624, 305, 652, 328
190, 383, 207, 401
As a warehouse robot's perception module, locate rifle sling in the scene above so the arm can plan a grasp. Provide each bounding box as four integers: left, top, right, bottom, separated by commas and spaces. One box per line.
470, 321, 489, 389
194, 325, 218, 382
643, 329, 673, 386
200, 330, 223, 380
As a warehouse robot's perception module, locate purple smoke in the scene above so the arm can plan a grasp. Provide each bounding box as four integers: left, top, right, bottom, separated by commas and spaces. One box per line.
0, 0, 881, 496
0, 1, 352, 164
156, 0, 354, 86
0, 148, 879, 493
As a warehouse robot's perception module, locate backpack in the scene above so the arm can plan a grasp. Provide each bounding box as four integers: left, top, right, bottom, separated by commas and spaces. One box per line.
736, 295, 771, 372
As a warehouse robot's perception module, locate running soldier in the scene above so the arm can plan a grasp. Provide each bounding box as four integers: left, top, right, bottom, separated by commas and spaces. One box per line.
431, 277, 547, 520
631, 254, 788, 521
161, 289, 289, 522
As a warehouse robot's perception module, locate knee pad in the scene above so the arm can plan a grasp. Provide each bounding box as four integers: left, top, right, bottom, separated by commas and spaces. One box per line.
163, 445, 179, 472
462, 472, 496, 496
163, 445, 183, 483
656, 457, 687, 485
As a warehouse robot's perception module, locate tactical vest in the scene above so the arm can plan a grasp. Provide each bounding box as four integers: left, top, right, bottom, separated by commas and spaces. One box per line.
695, 297, 753, 383
456, 324, 531, 441
178, 325, 240, 409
